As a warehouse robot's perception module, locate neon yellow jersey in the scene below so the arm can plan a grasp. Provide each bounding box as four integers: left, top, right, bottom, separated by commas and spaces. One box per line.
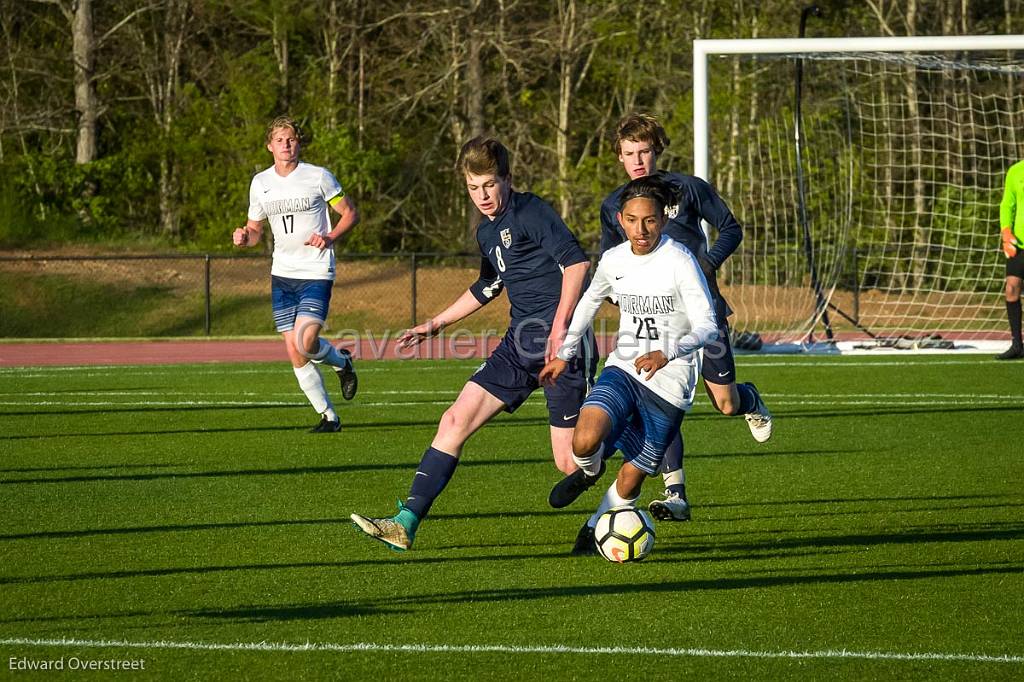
1000, 160, 1024, 247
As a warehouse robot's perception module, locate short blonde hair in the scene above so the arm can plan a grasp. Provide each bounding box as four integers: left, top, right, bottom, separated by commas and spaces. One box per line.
265, 116, 302, 144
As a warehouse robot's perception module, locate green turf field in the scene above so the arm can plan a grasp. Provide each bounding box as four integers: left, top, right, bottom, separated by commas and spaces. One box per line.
0, 355, 1022, 680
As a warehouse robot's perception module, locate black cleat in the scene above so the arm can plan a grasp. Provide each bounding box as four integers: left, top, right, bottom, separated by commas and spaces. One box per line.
995, 344, 1024, 360
571, 523, 598, 556
549, 461, 606, 509
309, 415, 341, 433
335, 349, 358, 399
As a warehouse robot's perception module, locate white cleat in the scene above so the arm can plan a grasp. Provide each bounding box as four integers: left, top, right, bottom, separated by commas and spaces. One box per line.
744, 383, 773, 443
648, 489, 691, 521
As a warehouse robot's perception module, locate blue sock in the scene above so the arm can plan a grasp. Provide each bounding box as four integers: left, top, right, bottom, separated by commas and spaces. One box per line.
736, 383, 759, 415
405, 447, 458, 519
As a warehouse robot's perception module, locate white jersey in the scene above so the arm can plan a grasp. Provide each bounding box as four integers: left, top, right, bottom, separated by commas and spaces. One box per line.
248, 162, 344, 280
558, 236, 718, 409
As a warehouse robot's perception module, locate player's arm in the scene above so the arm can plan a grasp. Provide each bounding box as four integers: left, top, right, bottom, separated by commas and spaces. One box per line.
1000, 169, 1018, 258
236, 176, 267, 248
692, 178, 743, 272
541, 261, 611, 385
526, 200, 592, 362
327, 194, 359, 242
398, 258, 499, 348
670, 253, 718, 358
548, 260, 590, 363
233, 219, 263, 248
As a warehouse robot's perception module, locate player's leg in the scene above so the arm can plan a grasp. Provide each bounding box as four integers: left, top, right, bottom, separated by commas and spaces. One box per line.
273, 277, 340, 432
351, 382, 506, 551
996, 264, 1023, 359
703, 323, 773, 442
648, 432, 690, 522
543, 345, 594, 475
293, 281, 358, 398
351, 334, 533, 551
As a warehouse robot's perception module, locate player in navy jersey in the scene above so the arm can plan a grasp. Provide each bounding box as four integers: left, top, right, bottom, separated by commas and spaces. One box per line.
549, 113, 772, 522
350, 137, 596, 551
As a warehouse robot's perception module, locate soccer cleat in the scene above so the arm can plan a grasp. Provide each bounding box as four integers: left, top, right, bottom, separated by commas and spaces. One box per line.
548, 461, 606, 509
350, 502, 418, 552
995, 344, 1024, 360
571, 522, 598, 556
648, 488, 691, 522
335, 349, 358, 400
743, 383, 773, 443
309, 415, 341, 433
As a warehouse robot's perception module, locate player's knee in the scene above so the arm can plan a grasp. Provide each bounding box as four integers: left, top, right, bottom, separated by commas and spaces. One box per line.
572, 430, 603, 458
1006, 280, 1022, 301
436, 407, 470, 440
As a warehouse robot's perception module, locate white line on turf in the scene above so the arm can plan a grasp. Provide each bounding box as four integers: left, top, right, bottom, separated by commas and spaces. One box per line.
0, 637, 1020, 664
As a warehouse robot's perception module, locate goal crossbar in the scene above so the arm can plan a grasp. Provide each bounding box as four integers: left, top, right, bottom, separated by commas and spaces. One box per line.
694, 35, 1024, 180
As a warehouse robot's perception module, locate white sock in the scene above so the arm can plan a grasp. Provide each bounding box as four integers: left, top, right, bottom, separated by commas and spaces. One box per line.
573, 442, 604, 477
662, 468, 685, 488
293, 362, 335, 416
587, 481, 639, 528
310, 338, 349, 368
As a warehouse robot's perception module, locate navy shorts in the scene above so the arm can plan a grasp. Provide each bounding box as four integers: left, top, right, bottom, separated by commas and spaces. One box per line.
701, 321, 736, 386
1008, 249, 1024, 279
583, 366, 686, 476
271, 276, 333, 332
470, 328, 598, 427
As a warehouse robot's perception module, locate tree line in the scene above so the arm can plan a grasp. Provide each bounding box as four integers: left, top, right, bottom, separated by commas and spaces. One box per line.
0, 0, 1019, 254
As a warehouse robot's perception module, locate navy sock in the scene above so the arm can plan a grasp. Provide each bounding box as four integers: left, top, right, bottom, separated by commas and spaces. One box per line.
668, 483, 687, 498
736, 383, 758, 415
1008, 300, 1022, 345
662, 431, 683, 472
405, 447, 458, 519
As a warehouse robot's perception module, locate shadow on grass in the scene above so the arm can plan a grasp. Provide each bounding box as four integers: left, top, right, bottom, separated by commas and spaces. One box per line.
0, 455, 558, 486
4, 561, 1019, 626
2, 522, 1021, 592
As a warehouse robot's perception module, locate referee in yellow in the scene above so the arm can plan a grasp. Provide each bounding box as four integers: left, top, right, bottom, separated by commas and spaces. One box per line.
998, 159, 1024, 360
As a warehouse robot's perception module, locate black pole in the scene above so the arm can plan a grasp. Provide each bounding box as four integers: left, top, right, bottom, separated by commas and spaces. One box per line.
410, 253, 418, 328
795, 5, 834, 344
204, 254, 212, 336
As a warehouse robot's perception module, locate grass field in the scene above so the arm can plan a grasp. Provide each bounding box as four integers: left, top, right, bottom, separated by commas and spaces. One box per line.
1, 355, 1022, 680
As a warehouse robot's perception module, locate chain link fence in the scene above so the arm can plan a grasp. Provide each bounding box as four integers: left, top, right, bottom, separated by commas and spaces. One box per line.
0, 253, 614, 339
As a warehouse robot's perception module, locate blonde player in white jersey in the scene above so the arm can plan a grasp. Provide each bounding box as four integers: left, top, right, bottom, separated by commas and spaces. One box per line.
232, 116, 359, 432
540, 175, 718, 554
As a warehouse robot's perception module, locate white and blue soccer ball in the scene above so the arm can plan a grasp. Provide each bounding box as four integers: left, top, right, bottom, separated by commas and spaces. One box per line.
595, 506, 655, 563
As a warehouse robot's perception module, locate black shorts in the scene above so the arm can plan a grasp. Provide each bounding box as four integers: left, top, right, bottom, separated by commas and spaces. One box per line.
470, 328, 598, 427
1008, 249, 1024, 279
701, 320, 736, 386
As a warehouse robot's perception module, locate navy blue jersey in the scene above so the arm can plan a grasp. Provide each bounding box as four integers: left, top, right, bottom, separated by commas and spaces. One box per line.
600, 171, 742, 269
470, 191, 588, 330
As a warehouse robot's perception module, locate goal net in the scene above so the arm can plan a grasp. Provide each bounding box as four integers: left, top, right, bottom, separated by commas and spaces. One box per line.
693, 36, 1024, 348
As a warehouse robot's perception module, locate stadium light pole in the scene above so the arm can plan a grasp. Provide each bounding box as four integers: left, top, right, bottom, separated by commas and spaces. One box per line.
794, 5, 834, 344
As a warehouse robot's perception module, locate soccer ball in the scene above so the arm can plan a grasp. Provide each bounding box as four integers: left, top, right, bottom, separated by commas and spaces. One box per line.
594, 506, 655, 563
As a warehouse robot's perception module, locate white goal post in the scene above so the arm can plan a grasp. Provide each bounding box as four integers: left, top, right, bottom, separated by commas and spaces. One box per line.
692, 35, 1024, 351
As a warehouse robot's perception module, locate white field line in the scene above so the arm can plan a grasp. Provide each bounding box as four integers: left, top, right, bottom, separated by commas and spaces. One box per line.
0, 391, 1018, 400
0, 637, 1020, 665
0, 393, 1017, 409
0, 357, 998, 378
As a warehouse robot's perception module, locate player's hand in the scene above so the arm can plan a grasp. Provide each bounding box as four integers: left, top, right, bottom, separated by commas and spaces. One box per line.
539, 358, 568, 386
305, 233, 333, 252
634, 351, 668, 380
1002, 228, 1018, 258
397, 320, 441, 349
232, 227, 249, 247
546, 322, 568, 364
